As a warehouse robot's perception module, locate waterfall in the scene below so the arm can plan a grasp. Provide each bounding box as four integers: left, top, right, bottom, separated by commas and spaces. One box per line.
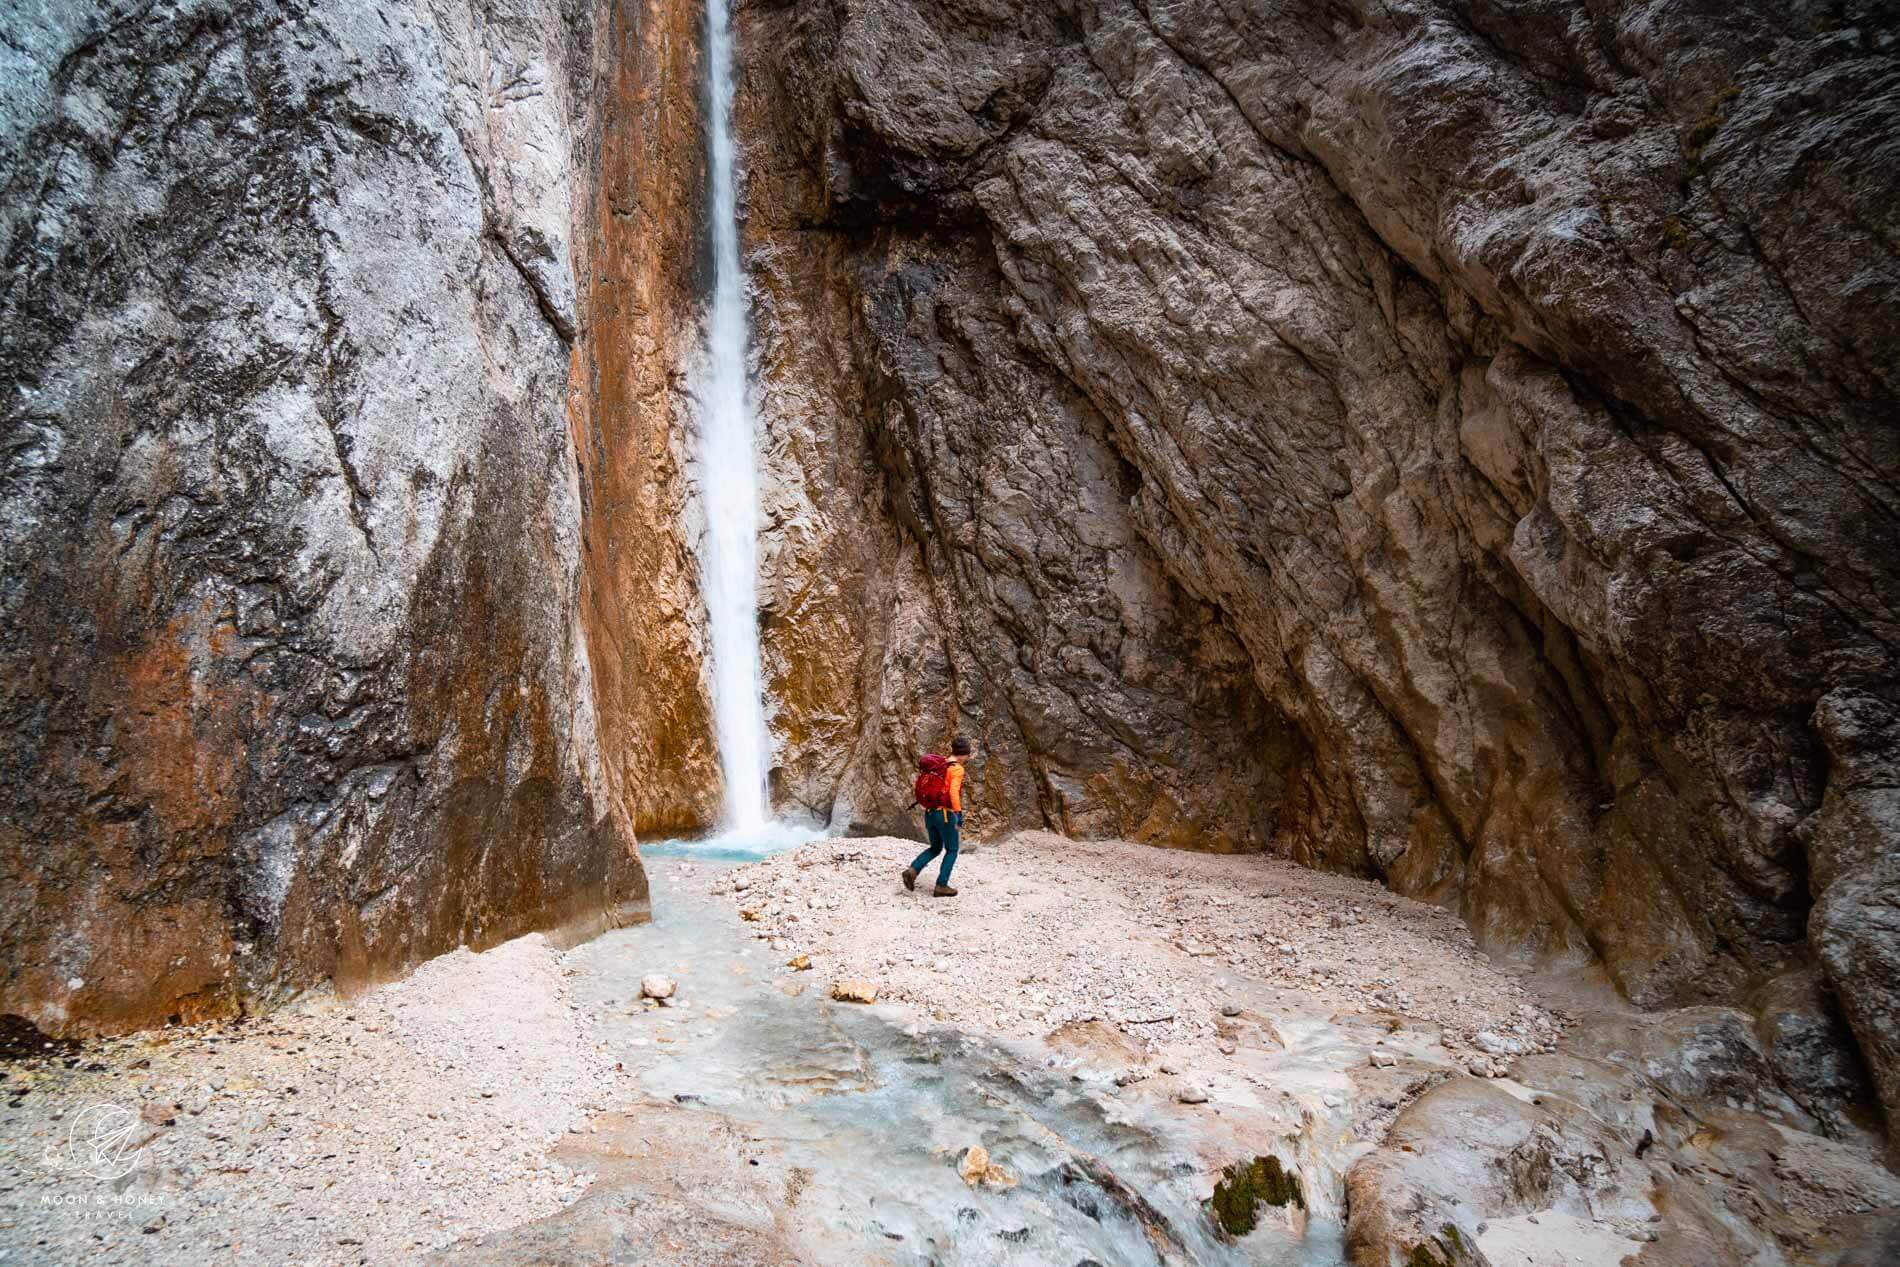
696, 0, 772, 833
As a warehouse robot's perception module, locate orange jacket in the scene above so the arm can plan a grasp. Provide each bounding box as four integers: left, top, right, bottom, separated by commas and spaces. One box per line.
947, 761, 965, 813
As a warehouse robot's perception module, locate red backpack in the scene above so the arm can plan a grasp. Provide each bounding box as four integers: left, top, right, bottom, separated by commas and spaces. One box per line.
913, 754, 951, 809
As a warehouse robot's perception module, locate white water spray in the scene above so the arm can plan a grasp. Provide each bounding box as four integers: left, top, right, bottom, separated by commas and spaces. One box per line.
696, 0, 773, 834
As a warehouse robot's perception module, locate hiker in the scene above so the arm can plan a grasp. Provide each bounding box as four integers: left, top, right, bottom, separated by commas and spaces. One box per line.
903, 736, 972, 897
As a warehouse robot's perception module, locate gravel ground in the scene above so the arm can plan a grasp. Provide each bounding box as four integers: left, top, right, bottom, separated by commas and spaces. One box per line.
0, 832, 1569, 1265
718, 831, 1566, 1071
0, 935, 621, 1265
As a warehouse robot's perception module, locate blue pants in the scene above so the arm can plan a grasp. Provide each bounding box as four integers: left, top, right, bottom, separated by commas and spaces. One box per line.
910, 810, 960, 886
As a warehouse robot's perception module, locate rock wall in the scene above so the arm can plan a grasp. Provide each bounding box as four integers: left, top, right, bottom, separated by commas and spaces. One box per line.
569, 0, 724, 837
733, 0, 1900, 1142
0, 0, 647, 1034
741, 3, 1293, 849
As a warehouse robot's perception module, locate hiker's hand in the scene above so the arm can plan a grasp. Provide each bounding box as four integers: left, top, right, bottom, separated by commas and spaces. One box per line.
954, 811, 964, 826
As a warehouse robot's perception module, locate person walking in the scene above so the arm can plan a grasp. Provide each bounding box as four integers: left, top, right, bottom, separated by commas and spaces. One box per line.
903, 736, 972, 897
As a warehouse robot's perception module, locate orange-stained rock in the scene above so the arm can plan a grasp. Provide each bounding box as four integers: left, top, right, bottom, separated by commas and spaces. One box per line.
567, 0, 723, 838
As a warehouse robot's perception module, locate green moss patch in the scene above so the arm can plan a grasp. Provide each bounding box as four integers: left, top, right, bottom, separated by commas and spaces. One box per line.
1207, 1155, 1304, 1237
1405, 1223, 1479, 1267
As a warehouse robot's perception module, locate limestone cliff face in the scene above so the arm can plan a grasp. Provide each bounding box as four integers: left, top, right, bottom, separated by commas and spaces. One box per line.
740, 6, 1292, 852
735, 0, 1900, 1141
0, 0, 649, 1033
570, 0, 723, 837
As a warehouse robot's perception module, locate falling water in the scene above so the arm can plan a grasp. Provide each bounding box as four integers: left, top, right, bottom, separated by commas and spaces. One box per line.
696, 0, 772, 834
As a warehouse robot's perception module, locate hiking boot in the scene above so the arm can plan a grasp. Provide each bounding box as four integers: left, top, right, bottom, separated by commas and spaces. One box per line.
901, 867, 917, 892
933, 884, 958, 897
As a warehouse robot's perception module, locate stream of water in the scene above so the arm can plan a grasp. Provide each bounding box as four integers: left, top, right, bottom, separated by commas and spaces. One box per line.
561, 858, 1346, 1266
695, 0, 774, 834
